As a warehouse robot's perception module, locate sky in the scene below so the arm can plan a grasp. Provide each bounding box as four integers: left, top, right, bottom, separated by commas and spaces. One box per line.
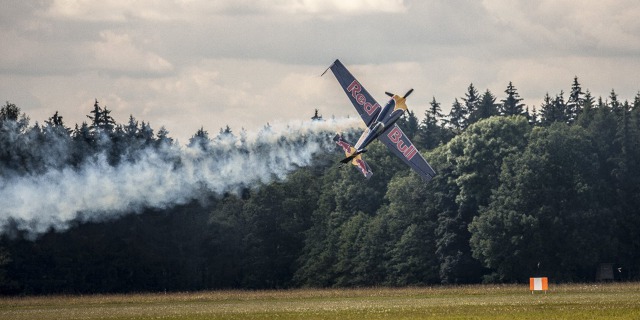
2, 0, 639, 143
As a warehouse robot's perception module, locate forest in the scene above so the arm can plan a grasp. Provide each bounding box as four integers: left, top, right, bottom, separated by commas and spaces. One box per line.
1, 78, 640, 294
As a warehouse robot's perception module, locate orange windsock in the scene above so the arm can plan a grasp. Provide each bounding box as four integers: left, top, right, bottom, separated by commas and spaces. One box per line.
529, 277, 548, 291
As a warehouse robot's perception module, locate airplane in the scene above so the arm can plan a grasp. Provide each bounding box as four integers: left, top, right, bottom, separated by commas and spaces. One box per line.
323, 59, 436, 182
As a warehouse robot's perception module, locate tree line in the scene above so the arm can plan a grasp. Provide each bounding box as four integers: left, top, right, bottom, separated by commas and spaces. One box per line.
1, 78, 640, 294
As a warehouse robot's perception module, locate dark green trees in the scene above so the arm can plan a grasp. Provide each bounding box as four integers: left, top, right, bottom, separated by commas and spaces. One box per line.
3, 77, 640, 295
431, 116, 531, 283
469, 124, 610, 282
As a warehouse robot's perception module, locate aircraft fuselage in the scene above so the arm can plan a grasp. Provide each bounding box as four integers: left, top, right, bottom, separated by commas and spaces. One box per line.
354, 95, 407, 152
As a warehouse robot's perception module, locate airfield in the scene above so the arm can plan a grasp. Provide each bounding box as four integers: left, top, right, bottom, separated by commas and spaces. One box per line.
1, 282, 639, 319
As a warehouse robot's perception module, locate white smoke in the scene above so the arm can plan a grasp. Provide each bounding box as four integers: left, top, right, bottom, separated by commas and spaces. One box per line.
0, 117, 361, 236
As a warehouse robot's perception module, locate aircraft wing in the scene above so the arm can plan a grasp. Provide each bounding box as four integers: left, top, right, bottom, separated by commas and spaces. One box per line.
378, 124, 436, 182
326, 59, 381, 126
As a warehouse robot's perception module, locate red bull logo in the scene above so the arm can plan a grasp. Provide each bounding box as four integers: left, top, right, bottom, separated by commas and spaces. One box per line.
387, 127, 418, 160
336, 139, 352, 153
347, 80, 380, 116
354, 158, 371, 176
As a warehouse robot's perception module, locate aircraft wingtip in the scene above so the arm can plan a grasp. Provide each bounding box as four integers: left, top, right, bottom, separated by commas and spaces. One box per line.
321, 61, 338, 77
321, 66, 331, 77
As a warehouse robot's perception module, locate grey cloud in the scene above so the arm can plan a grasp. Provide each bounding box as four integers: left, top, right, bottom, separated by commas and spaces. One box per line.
1, 0, 639, 143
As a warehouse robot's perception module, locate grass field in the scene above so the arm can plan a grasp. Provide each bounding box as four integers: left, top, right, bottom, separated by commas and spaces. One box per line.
1, 282, 639, 319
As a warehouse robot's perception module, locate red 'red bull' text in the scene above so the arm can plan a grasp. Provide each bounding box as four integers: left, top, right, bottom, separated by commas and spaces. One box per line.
387, 126, 418, 160
347, 80, 380, 116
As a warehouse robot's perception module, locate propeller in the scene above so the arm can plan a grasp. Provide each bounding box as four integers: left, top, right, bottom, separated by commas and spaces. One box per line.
385, 89, 414, 99
403, 88, 414, 98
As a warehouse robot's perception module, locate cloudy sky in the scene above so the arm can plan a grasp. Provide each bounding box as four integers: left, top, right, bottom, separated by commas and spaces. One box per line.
2, 0, 639, 142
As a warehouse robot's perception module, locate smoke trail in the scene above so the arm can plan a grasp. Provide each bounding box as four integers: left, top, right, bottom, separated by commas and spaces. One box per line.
0, 118, 361, 237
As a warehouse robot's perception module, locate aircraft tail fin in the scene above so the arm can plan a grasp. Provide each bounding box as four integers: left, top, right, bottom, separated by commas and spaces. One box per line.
334, 134, 373, 179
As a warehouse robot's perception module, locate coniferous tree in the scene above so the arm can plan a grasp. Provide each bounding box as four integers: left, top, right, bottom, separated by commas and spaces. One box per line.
463, 83, 482, 126
87, 99, 116, 134
188, 127, 210, 150
69, 122, 94, 166
419, 97, 446, 149
475, 90, 498, 121
44, 111, 64, 128
584, 90, 595, 109
44, 111, 72, 136
575, 90, 596, 128
525, 106, 538, 125
554, 91, 567, 123
447, 98, 466, 134
0, 102, 31, 175
566, 76, 584, 123
500, 82, 525, 116
138, 121, 155, 145
539, 93, 554, 126
215, 126, 236, 153
87, 99, 102, 130
609, 89, 620, 110
222, 125, 232, 135
0, 101, 29, 133
100, 106, 116, 133
125, 115, 138, 138
156, 126, 174, 147
73, 122, 92, 141
40, 112, 73, 169
540, 92, 569, 125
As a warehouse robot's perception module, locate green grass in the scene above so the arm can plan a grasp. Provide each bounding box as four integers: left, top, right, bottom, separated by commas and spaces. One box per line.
1, 282, 639, 319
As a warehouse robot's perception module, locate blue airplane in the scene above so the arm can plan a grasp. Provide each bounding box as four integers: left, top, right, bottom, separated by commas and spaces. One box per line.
324, 59, 436, 182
